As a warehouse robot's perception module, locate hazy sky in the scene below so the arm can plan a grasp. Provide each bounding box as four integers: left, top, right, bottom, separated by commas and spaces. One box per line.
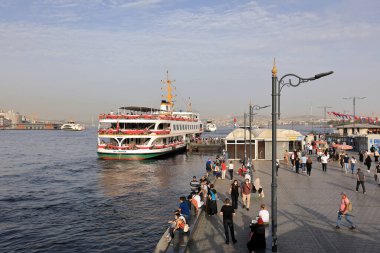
0, 0, 379, 121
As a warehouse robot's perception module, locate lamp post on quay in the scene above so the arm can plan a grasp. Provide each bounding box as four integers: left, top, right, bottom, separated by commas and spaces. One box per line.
248, 104, 270, 171
271, 61, 333, 252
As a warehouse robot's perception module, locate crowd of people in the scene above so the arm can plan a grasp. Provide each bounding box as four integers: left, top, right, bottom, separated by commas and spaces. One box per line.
283, 143, 380, 185
165, 144, 380, 249
281, 143, 380, 232
204, 155, 268, 251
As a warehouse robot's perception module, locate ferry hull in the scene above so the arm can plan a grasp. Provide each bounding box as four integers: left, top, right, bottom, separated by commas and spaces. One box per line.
97, 146, 186, 160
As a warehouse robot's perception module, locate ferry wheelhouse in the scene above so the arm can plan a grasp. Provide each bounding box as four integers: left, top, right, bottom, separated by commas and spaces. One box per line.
97, 74, 203, 160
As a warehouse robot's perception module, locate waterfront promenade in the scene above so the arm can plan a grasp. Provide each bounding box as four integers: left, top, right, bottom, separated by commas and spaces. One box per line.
186, 157, 380, 253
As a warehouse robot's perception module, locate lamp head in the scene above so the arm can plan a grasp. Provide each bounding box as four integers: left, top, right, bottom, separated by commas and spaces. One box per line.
314, 71, 334, 79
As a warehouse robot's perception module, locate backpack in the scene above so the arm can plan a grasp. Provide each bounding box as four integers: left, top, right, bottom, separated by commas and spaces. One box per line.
347, 201, 353, 212
209, 189, 216, 201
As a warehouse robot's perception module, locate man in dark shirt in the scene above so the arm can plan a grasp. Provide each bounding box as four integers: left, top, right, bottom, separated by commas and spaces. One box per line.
190, 176, 200, 192
220, 198, 237, 244
178, 196, 190, 220
356, 168, 366, 194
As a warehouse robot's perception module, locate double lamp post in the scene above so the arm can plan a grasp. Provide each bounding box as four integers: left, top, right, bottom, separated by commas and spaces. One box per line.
271, 61, 333, 252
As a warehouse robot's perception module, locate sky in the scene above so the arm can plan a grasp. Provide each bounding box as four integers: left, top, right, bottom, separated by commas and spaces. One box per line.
0, 0, 379, 122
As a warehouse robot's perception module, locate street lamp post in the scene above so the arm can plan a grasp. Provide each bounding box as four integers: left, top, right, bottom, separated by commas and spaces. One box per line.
343, 96, 366, 134
317, 106, 332, 135
271, 61, 333, 252
248, 104, 270, 170
244, 112, 247, 164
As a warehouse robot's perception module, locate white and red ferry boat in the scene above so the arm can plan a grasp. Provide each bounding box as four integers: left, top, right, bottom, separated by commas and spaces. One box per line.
97, 72, 203, 160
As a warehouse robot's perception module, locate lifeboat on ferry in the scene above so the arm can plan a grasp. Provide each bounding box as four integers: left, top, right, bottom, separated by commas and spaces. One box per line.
98, 129, 107, 134
142, 115, 155, 119
126, 115, 140, 119
159, 115, 171, 120
136, 145, 152, 149
120, 129, 133, 135
153, 144, 165, 149
134, 129, 147, 135
151, 130, 170, 135
106, 129, 118, 134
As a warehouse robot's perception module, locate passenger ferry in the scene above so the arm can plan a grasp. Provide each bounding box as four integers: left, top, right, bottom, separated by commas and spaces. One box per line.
61, 121, 85, 131
204, 120, 217, 132
97, 72, 203, 160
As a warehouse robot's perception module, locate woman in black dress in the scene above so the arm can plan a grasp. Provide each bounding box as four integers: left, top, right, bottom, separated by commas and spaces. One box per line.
306, 157, 313, 176
365, 155, 372, 172
247, 218, 266, 253
229, 180, 239, 209
207, 184, 218, 215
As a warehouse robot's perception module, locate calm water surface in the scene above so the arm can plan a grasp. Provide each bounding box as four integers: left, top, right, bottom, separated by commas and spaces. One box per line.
0, 129, 213, 252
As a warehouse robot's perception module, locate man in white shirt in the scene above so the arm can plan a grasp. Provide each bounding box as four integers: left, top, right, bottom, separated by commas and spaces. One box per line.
258, 204, 270, 223
228, 161, 234, 181
301, 155, 307, 173
321, 154, 329, 172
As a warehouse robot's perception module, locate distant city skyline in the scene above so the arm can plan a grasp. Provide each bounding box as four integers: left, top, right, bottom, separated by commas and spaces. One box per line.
0, 0, 379, 121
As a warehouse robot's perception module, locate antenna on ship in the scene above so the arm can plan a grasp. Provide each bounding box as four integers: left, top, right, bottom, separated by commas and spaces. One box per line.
187, 97, 192, 112
160, 70, 176, 113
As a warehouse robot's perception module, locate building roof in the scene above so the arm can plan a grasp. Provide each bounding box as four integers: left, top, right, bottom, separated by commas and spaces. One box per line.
336, 124, 380, 129
225, 128, 303, 141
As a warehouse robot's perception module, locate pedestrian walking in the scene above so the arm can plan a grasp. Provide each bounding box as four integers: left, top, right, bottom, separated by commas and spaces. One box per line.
375, 149, 379, 162
306, 156, 313, 176
205, 158, 212, 177
229, 180, 240, 210
253, 178, 264, 198
350, 156, 357, 174
247, 217, 266, 253
376, 163, 380, 186
336, 192, 355, 230
365, 155, 372, 173
258, 204, 270, 223
228, 161, 234, 180
355, 168, 366, 194
221, 160, 227, 180
220, 198, 237, 245
321, 153, 328, 172
290, 151, 296, 170
308, 144, 313, 155
301, 155, 307, 173
359, 151, 364, 163
284, 150, 289, 166
276, 159, 279, 176
339, 153, 345, 168
343, 154, 350, 174
241, 178, 252, 211
207, 184, 218, 216
295, 157, 300, 174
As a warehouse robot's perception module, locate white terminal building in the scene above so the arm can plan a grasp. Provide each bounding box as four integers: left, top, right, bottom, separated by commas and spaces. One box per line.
225, 128, 304, 161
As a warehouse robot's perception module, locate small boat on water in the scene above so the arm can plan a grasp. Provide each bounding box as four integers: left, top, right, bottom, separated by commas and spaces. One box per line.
204, 120, 217, 132
61, 121, 85, 131
97, 72, 203, 160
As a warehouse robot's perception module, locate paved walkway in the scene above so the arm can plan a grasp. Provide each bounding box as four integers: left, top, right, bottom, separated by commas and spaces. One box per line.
186, 156, 380, 253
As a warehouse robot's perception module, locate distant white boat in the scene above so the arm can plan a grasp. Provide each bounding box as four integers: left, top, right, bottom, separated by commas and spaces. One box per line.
61, 121, 85, 131
205, 120, 217, 132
